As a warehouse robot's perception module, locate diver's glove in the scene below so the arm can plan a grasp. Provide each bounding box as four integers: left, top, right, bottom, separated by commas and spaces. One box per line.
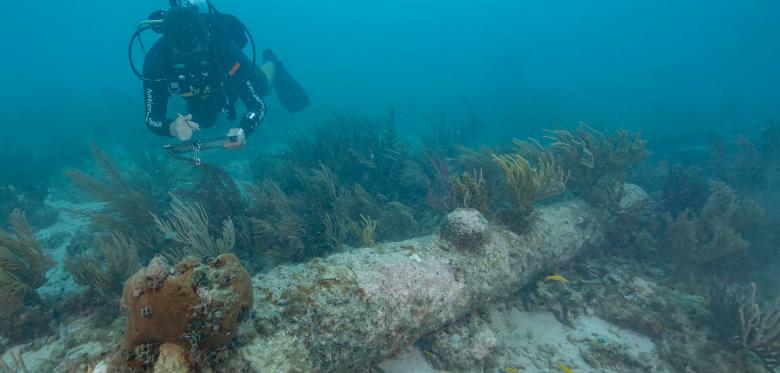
224, 128, 246, 150
169, 114, 200, 141
262, 49, 310, 113
240, 111, 261, 133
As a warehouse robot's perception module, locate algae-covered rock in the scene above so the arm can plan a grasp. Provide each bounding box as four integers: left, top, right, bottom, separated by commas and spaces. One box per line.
528, 280, 585, 327
153, 343, 191, 373
122, 254, 253, 366
242, 333, 311, 373
439, 208, 489, 251
422, 320, 498, 371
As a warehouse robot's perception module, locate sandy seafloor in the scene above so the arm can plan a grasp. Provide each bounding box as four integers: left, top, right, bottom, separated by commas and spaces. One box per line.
378, 311, 660, 373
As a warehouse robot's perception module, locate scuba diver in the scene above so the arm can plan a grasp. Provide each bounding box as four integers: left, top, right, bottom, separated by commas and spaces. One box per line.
132, 1, 309, 150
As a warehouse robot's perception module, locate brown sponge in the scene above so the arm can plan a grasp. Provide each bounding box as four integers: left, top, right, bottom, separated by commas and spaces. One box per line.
122, 254, 253, 365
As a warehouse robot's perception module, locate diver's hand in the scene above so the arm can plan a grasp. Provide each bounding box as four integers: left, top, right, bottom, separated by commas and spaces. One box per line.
225, 128, 246, 150
168, 114, 200, 141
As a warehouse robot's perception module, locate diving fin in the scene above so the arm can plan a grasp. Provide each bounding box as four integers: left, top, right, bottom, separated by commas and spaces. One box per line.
264, 49, 310, 113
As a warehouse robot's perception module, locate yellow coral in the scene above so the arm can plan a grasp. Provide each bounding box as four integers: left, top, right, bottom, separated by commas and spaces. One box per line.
64, 231, 140, 302
64, 145, 160, 250
492, 139, 569, 213
545, 123, 647, 191
449, 169, 488, 212
152, 194, 235, 262
0, 209, 53, 318
358, 214, 377, 247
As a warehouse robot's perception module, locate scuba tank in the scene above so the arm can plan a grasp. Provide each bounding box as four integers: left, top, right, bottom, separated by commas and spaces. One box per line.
170, 0, 209, 13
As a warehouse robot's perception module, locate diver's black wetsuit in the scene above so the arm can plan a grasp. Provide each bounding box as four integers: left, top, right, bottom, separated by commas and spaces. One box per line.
142, 15, 268, 137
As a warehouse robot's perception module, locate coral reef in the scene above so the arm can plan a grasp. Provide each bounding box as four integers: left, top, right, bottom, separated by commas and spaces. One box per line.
245, 117, 644, 266
710, 282, 780, 371
246, 170, 350, 262
419, 316, 498, 371
122, 253, 253, 367
710, 135, 769, 190
248, 110, 443, 262
551, 250, 742, 373
455, 146, 505, 190
152, 195, 236, 262
602, 183, 660, 257
662, 181, 763, 274
65, 145, 167, 259
661, 165, 710, 215
447, 168, 490, 213
492, 139, 568, 231
246, 181, 307, 262
422, 152, 453, 213
4, 103, 778, 373
545, 123, 648, 204
356, 214, 377, 247
580, 174, 628, 210
64, 232, 140, 303
527, 279, 585, 327
0, 350, 28, 373
246, 160, 425, 264
0, 209, 53, 320
284, 110, 428, 207
176, 164, 246, 233
375, 201, 419, 242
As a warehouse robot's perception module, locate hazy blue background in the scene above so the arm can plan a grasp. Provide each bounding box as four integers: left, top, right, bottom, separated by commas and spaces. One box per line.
0, 1, 778, 146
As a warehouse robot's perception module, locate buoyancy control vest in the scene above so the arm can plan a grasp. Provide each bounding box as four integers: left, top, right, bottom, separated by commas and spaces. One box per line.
129, 1, 256, 87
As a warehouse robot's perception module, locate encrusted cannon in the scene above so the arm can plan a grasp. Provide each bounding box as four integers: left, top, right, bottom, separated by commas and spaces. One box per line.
242, 199, 606, 371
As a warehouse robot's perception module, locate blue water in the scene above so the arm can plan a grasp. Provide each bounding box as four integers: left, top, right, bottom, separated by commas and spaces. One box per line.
1, 1, 778, 143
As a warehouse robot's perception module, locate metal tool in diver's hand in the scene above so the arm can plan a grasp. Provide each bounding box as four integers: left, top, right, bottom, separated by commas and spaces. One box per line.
164, 135, 239, 166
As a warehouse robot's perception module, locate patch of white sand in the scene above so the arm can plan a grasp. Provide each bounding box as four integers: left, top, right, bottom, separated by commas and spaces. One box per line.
380, 308, 662, 373
487, 308, 661, 372
4, 317, 107, 371
379, 345, 444, 373
36, 200, 102, 297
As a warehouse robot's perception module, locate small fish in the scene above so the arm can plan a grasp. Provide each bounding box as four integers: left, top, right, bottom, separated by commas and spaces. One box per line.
503, 368, 518, 373
556, 363, 573, 373
545, 274, 569, 284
